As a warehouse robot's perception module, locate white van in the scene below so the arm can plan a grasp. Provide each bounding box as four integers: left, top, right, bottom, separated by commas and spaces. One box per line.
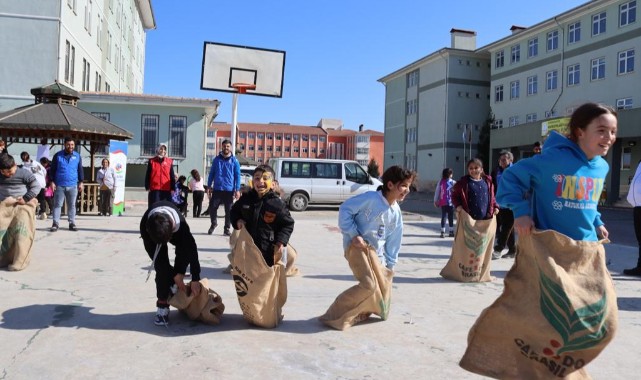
267, 158, 382, 211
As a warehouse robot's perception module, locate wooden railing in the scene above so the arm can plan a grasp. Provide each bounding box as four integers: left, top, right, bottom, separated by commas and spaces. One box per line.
78, 182, 99, 214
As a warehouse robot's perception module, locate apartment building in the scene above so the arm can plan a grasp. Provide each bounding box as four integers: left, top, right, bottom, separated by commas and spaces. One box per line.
0, 0, 154, 112
378, 29, 491, 187
481, 0, 641, 202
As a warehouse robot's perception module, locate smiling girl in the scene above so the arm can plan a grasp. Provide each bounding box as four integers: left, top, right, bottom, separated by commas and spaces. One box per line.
452, 158, 499, 221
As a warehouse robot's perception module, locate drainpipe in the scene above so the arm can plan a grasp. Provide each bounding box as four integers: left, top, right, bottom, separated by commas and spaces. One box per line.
549, 16, 565, 116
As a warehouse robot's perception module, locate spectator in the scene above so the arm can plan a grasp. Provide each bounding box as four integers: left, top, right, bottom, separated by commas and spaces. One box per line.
172, 175, 188, 217
434, 167, 456, 238
491, 150, 516, 259
188, 169, 205, 218
96, 158, 117, 216
144, 144, 175, 209
40, 157, 54, 218
206, 139, 240, 236
50, 137, 84, 232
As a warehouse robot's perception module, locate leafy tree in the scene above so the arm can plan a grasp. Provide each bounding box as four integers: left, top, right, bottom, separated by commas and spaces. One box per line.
476, 109, 494, 173
367, 158, 381, 178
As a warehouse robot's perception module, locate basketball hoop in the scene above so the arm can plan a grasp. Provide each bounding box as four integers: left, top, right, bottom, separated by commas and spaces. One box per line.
232, 83, 256, 94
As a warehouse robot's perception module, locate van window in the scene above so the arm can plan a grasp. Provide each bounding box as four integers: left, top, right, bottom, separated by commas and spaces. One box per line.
313, 162, 341, 179
282, 161, 311, 178
345, 162, 369, 184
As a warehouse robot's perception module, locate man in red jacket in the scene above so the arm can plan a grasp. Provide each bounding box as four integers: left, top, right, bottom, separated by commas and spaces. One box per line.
145, 144, 175, 209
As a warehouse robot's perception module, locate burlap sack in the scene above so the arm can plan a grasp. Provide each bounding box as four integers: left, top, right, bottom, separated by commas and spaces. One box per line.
229, 229, 300, 277
460, 230, 618, 379
0, 201, 36, 271
168, 278, 225, 325
229, 228, 287, 328
319, 245, 394, 331
440, 209, 496, 282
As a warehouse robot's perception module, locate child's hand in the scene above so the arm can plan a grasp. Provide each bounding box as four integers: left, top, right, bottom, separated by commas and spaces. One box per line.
514, 215, 534, 236
597, 225, 609, 240
189, 281, 201, 296
434, 202, 439, 208
236, 220, 245, 230
351, 236, 367, 249
173, 273, 187, 293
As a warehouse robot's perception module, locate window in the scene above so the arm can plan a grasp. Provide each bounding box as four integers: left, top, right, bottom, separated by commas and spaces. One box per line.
275, 146, 281, 152
248, 132, 255, 139
568, 22, 581, 44
285, 146, 290, 152
319, 136, 326, 142
239, 132, 246, 138
495, 50, 504, 68
266, 146, 272, 151
293, 134, 299, 141
546, 70, 558, 91
276, 134, 282, 140
592, 12, 607, 36
104, 82, 109, 92
302, 135, 308, 141
510, 44, 520, 63
141, 114, 159, 156
257, 133, 264, 139
248, 145, 254, 151
258, 145, 263, 151
285, 134, 291, 141
618, 49, 635, 74
547, 30, 559, 51
84, 0, 92, 33
91, 112, 110, 121
81, 59, 90, 91
293, 147, 299, 153
528, 38, 538, 58
406, 99, 417, 115
302, 147, 308, 153
494, 85, 504, 102
281, 162, 311, 178
620, 1, 637, 27
526, 113, 537, 123
509, 116, 519, 127
311, 147, 317, 153
591, 57, 606, 80
567, 64, 580, 85
345, 162, 369, 184
168, 116, 187, 157
510, 80, 520, 99
207, 131, 214, 138
311, 135, 317, 142
107, 32, 112, 61
494, 119, 503, 129
313, 163, 341, 179
407, 70, 419, 87
616, 97, 633, 109
405, 128, 417, 143
622, 147, 633, 170
96, 16, 102, 48
527, 75, 538, 95
70, 46, 75, 86
267, 133, 273, 140
64, 41, 71, 83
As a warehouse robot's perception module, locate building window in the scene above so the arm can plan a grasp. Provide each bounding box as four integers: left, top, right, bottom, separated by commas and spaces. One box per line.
591, 57, 606, 80
509, 116, 519, 127
311, 135, 317, 142
592, 12, 607, 36
276, 134, 282, 140
84, 0, 92, 33
510, 80, 520, 99
239, 132, 246, 138
319, 136, 326, 142
407, 70, 419, 88
302, 147, 308, 153
494, 85, 504, 102
495, 50, 504, 68
266, 146, 272, 151
567, 64, 581, 86
302, 135, 309, 141
207, 131, 214, 138
91, 112, 110, 121
285, 134, 291, 141
405, 128, 416, 143
95, 71, 100, 91
526, 113, 537, 123
258, 145, 263, 151
510, 44, 520, 63
528, 38, 538, 58
275, 146, 281, 152
247, 132, 254, 139
620, 1, 637, 27
257, 133, 264, 139
406, 99, 417, 115
546, 70, 558, 91
618, 49, 635, 74
104, 82, 109, 92
293, 147, 299, 153
623, 147, 633, 170
81, 59, 90, 91
168, 116, 187, 158
285, 146, 290, 152
267, 133, 273, 140
616, 97, 633, 109
311, 147, 317, 153
293, 134, 299, 141
527, 75, 538, 95
64, 41, 71, 83
547, 30, 559, 51
141, 114, 159, 156
568, 22, 581, 44
96, 16, 102, 48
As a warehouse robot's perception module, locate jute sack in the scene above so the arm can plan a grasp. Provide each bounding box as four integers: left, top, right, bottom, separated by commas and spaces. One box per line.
319, 245, 394, 331
440, 209, 496, 282
168, 278, 225, 325
460, 230, 618, 380
0, 201, 36, 271
229, 229, 300, 277
229, 228, 287, 328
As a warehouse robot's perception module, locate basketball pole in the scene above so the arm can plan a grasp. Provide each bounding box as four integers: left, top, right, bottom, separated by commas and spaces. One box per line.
231, 92, 239, 157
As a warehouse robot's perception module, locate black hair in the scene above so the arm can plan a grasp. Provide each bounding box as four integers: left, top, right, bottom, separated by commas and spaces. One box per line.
190, 169, 201, 182
380, 165, 416, 196
441, 167, 453, 179
253, 164, 275, 177
177, 175, 186, 183
221, 139, 232, 146
64, 136, 74, 143
145, 212, 174, 244
20, 151, 30, 161
39, 157, 49, 165
0, 154, 16, 170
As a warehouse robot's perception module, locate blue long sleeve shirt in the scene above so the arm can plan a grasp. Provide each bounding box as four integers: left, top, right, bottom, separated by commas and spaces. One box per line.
338, 190, 404, 269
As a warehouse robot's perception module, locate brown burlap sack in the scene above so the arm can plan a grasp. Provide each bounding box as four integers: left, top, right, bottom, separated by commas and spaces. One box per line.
168, 278, 225, 325
319, 245, 394, 331
0, 201, 36, 271
460, 230, 618, 379
229, 229, 299, 276
440, 209, 496, 282
229, 228, 287, 328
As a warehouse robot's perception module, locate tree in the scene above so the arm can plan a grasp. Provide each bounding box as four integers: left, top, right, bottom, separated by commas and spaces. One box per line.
476, 109, 494, 173
367, 158, 381, 178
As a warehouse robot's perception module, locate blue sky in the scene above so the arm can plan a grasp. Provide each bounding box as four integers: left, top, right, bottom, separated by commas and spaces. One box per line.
144, 0, 587, 132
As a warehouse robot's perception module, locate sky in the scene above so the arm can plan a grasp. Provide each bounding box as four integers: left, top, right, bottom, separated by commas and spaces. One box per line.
144, 0, 588, 132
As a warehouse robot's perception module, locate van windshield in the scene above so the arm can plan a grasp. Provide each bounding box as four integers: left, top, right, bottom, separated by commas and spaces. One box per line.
345, 163, 369, 184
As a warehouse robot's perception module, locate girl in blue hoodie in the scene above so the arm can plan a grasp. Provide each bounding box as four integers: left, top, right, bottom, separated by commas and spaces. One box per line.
496, 103, 618, 241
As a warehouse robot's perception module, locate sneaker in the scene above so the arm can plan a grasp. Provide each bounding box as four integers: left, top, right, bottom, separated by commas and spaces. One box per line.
207, 224, 217, 235
69, 223, 78, 231
222, 264, 233, 274
38, 213, 47, 220
154, 307, 170, 326
491, 251, 502, 260
502, 251, 516, 259
223, 229, 232, 236
439, 232, 445, 238
50, 223, 59, 232
623, 266, 641, 276
449, 231, 455, 237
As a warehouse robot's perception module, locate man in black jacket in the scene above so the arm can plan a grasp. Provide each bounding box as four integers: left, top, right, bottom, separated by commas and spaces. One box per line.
140, 201, 201, 326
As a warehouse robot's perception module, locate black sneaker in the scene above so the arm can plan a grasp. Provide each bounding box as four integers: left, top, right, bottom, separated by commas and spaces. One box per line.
502, 252, 516, 259
207, 224, 217, 235
623, 267, 641, 276
69, 223, 78, 231
439, 232, 445, 238
448, 231, 455, 237
154, 307, 170, 326
223, 229, 232, 236
50, 223, 59, 232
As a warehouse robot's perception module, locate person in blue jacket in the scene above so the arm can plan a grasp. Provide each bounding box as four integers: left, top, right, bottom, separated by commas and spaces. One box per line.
49, 137, 84, 232
496, 102, 618, 241
206, 139, 240, 236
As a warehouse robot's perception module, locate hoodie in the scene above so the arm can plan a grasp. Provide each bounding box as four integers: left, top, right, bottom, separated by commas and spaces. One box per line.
496, 131, 608, 241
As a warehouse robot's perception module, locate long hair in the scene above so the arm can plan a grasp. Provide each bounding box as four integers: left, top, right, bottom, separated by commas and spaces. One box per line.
567, 103, 617, 142
381, 165, 416, 196
190, 169, 201, 182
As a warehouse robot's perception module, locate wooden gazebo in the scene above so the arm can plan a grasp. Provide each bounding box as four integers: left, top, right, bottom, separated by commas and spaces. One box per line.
0, 82, 133, 213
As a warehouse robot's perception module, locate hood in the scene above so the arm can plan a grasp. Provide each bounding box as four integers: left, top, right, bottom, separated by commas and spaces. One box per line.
542, 131, 596, 166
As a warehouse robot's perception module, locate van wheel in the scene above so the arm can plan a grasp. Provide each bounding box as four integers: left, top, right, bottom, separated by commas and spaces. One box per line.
289, 193, 308, 212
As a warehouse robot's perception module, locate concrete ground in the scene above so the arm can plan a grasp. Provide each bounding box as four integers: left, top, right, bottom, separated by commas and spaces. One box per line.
0, 190, 639, 379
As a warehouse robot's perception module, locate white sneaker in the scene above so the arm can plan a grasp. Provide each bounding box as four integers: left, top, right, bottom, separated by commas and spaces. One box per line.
154, 307, 170, 326
492, 251, 502, 260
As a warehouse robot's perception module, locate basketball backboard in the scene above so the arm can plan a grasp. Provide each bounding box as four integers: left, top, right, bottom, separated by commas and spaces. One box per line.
200, 41, 286, 98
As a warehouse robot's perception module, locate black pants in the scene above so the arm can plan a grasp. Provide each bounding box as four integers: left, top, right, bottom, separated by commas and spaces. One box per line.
148, 190, 171, 209
634, 207, 641, 266
495, 207, 515, 252
209, 190, 234, 231
192, 190, 205, 217
147, 243, 173, 303
99, 189, 113, 215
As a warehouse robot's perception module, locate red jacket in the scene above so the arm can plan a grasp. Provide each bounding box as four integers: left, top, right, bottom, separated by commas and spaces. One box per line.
146, 156, 174, 192
451, 174, 499, 220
